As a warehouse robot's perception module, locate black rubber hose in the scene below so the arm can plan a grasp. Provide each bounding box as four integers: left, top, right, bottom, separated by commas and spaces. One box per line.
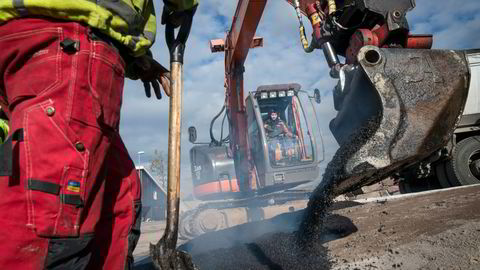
210, 105, 226, 146
220, 109, 228, 142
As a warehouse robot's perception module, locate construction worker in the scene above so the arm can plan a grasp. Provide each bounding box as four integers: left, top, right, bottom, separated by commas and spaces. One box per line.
0, 1, 197, 269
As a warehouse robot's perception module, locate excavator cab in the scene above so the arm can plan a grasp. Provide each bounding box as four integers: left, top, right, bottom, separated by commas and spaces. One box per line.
189, 83, 324, 200
183, 83, 324, 239
246, 83, 324, 190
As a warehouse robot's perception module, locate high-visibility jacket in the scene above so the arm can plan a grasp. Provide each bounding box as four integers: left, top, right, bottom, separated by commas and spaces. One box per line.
0, 119, 8, 144
0, 0, 197, 56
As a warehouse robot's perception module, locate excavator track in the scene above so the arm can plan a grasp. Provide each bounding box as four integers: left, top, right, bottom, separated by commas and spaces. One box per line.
179, 191, 311, 240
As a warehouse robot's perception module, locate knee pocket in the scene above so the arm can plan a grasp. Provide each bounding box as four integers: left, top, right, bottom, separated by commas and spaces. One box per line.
23, 100, 89, 237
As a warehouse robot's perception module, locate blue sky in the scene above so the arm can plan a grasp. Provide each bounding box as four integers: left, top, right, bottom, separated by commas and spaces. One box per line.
119, 0, 480, 195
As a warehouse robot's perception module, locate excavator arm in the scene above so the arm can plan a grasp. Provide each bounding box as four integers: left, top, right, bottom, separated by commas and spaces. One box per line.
210, 0, 267, 194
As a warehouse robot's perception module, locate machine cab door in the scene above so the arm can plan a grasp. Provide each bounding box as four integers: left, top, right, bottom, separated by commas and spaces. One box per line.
246, 95, 267, 187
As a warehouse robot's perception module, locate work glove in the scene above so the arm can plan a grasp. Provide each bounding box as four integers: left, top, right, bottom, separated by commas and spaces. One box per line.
161, 1, 198, 29
126, 50, 171, 99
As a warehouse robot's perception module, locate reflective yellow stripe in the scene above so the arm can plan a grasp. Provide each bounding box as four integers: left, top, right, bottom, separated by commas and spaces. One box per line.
12, 0, 27, 16
144, 31, 155, 42
142, 0, 156, 43
88, 0, 144, 35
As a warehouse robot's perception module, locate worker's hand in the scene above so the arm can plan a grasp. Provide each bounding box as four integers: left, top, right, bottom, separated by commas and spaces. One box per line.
126, 50, 171, 99
161, 3, 198, 28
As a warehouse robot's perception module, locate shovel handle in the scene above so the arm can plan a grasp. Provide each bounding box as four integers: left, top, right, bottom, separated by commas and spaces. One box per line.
161, 8, 196, 250
163, 60, 183, 249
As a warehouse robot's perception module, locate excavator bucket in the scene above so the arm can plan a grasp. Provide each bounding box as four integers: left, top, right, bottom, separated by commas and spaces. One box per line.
328, 46, 470, 196
298, 46, 470, 242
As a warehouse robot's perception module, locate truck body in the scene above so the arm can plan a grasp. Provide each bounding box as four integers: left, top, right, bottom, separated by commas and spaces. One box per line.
400, 50, 480, 191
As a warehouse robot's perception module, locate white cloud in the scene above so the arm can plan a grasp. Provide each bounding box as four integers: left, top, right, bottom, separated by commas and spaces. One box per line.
120, 0, 480, 195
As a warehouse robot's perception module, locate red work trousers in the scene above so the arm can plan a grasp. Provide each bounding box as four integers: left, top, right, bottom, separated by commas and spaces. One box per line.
0, 18, 142, 269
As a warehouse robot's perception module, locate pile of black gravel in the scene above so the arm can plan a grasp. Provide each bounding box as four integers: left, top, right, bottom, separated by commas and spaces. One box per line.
182, 213, 357, 270
191, 232, 330, 270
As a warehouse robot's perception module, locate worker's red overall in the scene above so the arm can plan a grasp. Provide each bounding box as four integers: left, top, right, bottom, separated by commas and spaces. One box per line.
0, 18, 142, 269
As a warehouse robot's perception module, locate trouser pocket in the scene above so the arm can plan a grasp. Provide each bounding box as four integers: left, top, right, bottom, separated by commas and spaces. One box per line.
24, 100, 89, 237
85, 41, 125, 131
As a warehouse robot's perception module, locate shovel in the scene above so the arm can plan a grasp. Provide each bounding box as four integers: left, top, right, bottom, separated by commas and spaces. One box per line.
149, 10, 196, 270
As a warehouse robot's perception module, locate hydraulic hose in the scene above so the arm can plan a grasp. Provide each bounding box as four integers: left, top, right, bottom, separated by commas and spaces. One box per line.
210, 105, 226, 146
293, 0, 321, 53
293, 0, 312, 53
220, 108, 228, 143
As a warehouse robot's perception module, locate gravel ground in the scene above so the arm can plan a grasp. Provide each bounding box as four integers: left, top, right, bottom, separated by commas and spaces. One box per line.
180, 184, 480, 270
327, 184, 480, 270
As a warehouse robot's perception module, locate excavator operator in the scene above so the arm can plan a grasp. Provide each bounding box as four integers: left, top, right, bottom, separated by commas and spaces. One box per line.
264, 110, 296, 165
264, 110, 294, 138
0, 0, 197, 269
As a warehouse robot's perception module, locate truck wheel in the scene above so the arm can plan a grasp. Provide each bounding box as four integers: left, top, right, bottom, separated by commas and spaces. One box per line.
398, 176, 440, 194
445, 136, 480, 186
398, 180, 412, 194
434, 162, 454, 188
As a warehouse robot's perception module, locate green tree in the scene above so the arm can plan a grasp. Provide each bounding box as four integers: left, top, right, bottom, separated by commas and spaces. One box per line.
149, 149, 167, 189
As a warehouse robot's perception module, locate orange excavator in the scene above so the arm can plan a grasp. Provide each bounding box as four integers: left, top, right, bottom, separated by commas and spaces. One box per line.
183, 0, 325, 240
181, 0, 475, 241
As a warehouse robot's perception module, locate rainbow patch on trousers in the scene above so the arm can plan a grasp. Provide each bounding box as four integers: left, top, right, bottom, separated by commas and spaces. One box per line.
67, 181, 81, 193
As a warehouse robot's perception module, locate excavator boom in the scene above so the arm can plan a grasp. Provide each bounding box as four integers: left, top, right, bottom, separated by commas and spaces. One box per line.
213, 0, 268, 194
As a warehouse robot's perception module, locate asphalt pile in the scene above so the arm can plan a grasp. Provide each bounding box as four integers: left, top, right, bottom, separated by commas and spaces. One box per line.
192, 232, 330, 270
182, 212, 358, 269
